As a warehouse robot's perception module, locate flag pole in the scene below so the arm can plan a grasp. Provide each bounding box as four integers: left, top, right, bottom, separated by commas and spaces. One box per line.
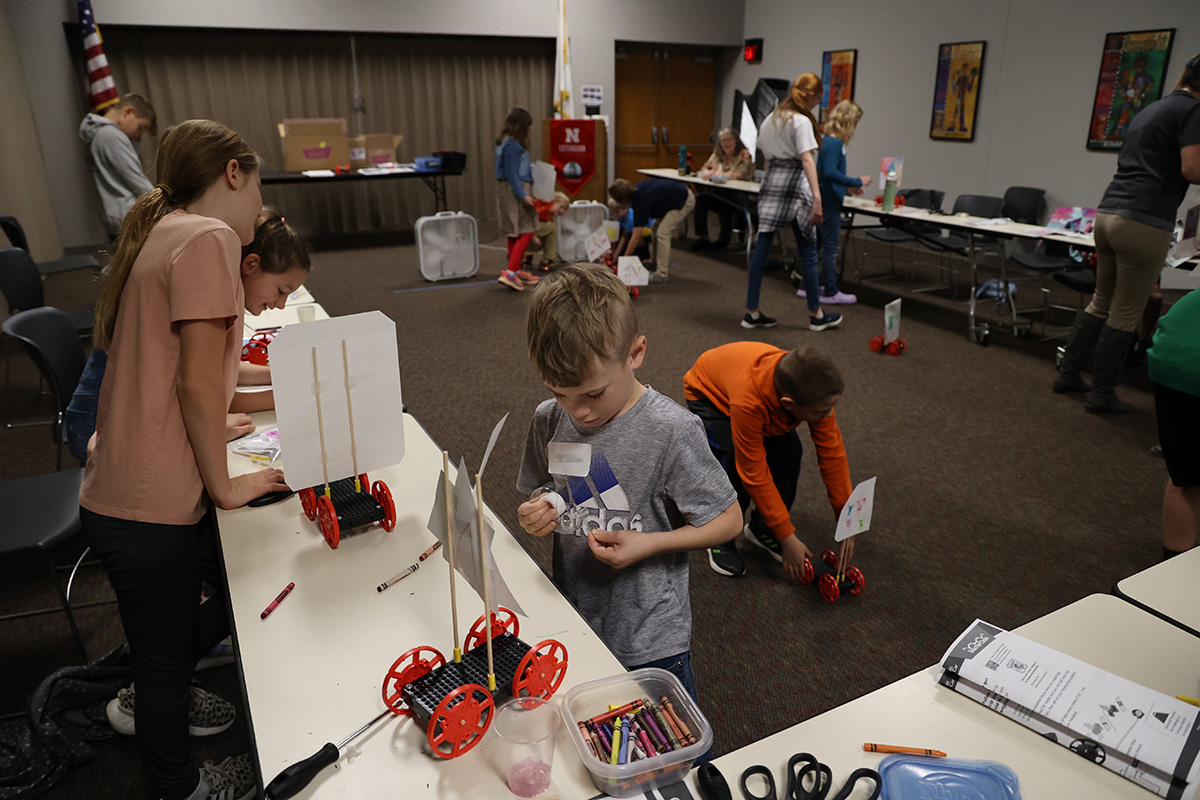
475, 474, 496, 691
444, 451, 462, 663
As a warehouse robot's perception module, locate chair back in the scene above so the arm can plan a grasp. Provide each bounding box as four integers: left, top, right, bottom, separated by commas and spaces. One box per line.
952, 194, 1004, 218
900, 189, 945, 212
1, 308, 87, 417
0, 247, 45, 314
1001, 187, 1046, 224
0, 215, 31, 252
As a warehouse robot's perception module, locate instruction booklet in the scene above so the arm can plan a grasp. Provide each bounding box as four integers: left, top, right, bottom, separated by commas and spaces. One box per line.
938, 620, 1200, 798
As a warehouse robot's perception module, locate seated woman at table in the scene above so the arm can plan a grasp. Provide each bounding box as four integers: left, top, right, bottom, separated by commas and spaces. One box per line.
692, 127, 754, 252
80, 120, 307, 800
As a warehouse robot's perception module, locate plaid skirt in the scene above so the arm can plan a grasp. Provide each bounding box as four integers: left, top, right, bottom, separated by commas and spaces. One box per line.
496, 180, 538, 236
756, 158, 814, 236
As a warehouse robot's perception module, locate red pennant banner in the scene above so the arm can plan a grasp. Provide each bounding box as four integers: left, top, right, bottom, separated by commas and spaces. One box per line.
548, 119, 596, 196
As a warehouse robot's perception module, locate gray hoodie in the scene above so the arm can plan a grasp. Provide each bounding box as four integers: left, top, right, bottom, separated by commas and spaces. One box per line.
79, 113, 153, 234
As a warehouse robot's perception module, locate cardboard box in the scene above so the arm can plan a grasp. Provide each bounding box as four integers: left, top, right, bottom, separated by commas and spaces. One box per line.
349, 134, 405, 169
277, 118, 350, 172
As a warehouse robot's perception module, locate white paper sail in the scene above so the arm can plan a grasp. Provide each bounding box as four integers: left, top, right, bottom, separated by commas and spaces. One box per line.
427, 459, 526, 616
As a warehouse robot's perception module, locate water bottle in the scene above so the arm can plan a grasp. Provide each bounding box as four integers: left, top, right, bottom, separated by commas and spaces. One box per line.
678, 145, 688, 176
882, 167, 899, 212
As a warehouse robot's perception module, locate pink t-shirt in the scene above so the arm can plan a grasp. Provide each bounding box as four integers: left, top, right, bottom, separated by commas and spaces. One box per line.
81, 210, 244, 525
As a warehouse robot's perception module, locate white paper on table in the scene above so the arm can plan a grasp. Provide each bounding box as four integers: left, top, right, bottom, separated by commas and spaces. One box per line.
269, 311, 404, 489
1167, 184, 1200, 266
883, 298, 901, 344
531, 160, 557, 202
617, 256, 649, 287
938, 620, 1200, 798
300, 169, 335, 178
834, 477, 875, 542
584, 225, 611, 263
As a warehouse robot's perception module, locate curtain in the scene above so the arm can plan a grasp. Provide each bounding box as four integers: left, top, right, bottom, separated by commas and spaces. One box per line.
102, 27, 554, 235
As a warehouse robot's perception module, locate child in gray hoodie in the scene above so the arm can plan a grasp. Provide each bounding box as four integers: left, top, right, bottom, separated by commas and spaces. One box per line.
78, 93, 157, 235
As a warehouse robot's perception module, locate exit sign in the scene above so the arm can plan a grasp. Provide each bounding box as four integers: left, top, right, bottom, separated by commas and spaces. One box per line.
744, 38, 762, 63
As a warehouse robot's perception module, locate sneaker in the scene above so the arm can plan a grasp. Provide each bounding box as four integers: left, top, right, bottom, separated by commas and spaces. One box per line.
707, 541, 745, 577
498, 270, 525, 291
196, 754, 257, 800
648, 272, 669, 284
741, 312, 778, 329
516, 269, 541, 285
795, 288, 807, 298
809, 311, 843, 331
196, 637, 235, 671
107, 683, 236, 737
741, 524, 783, 563
821, 291, 858, 305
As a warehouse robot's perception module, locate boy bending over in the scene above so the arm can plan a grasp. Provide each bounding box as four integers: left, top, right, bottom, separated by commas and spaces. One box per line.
517, 263, 739, 700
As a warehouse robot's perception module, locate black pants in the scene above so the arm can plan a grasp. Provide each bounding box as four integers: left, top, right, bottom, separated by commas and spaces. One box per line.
81, 506, 229, 799
694, 191, 736, 244
686, 397, 802, 540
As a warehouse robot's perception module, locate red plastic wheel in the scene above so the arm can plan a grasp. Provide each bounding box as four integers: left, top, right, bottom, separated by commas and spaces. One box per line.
465, 607, 519, 650
818, 574, 840, 603
382, 646, 446, 716
358, 473, 369, 493
821, 549, 839, 569
799, 557, 815, 585
512, 640, 569, 699
299, 487, 317, 520
629, 287, 639, 300
317, 494, 339, 549
428, 684, 494, 759
846, 566, 866, 596
868, 335, 884, 353
372, 480, 396, 531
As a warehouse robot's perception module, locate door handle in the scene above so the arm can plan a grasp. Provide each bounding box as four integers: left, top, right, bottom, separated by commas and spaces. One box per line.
651, 127, 658, 145
662, 127, 669, 146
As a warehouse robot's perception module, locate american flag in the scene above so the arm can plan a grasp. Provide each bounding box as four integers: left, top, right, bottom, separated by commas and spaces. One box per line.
78, 0, 119, 113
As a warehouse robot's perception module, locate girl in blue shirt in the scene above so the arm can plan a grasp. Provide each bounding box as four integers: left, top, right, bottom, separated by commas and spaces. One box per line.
494, 106, 541, 291
802, 100, 871, 305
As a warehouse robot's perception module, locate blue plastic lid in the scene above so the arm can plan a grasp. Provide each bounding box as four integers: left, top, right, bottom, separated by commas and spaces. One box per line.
879, 755, 1022, 800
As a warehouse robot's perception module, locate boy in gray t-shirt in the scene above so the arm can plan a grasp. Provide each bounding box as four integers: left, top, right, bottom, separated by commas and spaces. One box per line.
516, 264, 739, 702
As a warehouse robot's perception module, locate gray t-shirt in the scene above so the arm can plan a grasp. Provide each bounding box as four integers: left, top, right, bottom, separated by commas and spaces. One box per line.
517, 386, 736, 666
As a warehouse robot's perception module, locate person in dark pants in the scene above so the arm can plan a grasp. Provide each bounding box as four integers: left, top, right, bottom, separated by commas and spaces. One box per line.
683, 341, 855, 580
1055, 54, 1200, 413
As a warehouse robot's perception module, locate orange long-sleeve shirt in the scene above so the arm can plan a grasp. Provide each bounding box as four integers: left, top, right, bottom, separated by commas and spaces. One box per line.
683, 342, 852, 540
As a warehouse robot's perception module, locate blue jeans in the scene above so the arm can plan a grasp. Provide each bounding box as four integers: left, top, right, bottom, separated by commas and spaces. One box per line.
64, 349, 107, 465
817, 212, 843, 297
796, 229, 821, 313
628, 650, 714, 763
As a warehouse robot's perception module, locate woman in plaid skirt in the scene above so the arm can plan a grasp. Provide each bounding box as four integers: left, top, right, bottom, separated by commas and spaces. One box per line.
743, 74, 841, 332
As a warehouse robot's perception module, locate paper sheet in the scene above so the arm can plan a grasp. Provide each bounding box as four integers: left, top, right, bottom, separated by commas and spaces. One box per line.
585, 225, 611, 263
835, 477, 876, 542
532, 160, 557, 202
884, 298, 901, 344
617, 256, 649, 286
938, 620, 1200, 798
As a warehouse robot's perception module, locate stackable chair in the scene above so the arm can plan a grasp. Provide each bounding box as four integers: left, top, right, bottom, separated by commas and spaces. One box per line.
912, 194, 1004, 300
859, 188, 945, 288
1042, 208, 1099, 338
0, 215, 101, 280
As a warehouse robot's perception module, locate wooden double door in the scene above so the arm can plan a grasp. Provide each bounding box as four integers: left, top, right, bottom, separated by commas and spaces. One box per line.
614, 45, 718, 183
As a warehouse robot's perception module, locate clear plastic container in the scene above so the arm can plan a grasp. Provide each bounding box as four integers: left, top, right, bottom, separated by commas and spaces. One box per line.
559, 668, 712, 798
878, 754, 1023, 799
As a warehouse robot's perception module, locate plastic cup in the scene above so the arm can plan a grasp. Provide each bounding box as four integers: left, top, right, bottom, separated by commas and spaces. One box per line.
296, 305, 316, 323
495, 697, 558, 797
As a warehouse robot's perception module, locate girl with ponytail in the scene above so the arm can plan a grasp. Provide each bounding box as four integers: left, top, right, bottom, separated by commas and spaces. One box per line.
80, 119, 293, 800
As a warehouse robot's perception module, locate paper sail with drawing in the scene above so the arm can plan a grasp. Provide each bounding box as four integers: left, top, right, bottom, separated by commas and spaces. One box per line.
938, 619, 1200, 797
834, 477, 875, 542
427, 459, 526, 616
883, 299, 902, 344
617, 256, 650, 286
531, 160, 557, 202
1167, 184, 1200, 266
584, 224, 611, 262
269, 311, 404, 489
878, 156, 904, 190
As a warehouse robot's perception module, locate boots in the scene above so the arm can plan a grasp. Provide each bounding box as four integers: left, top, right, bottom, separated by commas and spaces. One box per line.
1085, 325, 1138, 414
1053, 310, 1104, 393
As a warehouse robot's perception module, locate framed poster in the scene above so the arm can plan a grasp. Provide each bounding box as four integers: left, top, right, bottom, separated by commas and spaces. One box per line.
819, 49, 857, 122
1086, 29, 1175, 151
930, 41, 986, 141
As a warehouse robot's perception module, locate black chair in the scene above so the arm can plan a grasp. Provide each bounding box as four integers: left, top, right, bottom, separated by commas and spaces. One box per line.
0, 248, 95, 336
2, 308, 88, 469
0, 215, 101, 279
859, 189, 945, 284
0, 467, 90, 662
1000, 187, 1047, 225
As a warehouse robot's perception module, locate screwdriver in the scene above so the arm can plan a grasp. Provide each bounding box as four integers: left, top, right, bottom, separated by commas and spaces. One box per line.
264, 708, 393, 799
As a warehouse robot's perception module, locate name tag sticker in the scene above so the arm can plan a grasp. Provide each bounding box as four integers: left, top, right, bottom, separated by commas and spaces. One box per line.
548, 442, 591, 477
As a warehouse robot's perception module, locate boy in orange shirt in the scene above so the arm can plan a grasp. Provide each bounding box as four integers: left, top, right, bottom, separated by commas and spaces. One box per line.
683, 342, 854, 578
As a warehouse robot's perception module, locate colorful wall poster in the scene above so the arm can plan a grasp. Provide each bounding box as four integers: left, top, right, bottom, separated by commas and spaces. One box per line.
1087, 29, 1175, 151
819, 49, 857, 123
930, 41, 986, 142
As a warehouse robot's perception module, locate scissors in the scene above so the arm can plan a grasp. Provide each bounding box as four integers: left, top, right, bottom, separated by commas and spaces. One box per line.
739, 753, 880, 800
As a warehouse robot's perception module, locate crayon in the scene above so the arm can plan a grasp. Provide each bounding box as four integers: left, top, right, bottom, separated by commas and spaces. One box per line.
618, 715, 631, 764
260, 581, 295, 620
610, 716, 622, 765
661, 696, 695, 744
577, 721, 599, 759
650, 700, 682, 747
591, 699, 643, 726
1178, 695, 1200, 707
640, 703, 671, 750
593, 721, 612, 755
863, 743, 947, 757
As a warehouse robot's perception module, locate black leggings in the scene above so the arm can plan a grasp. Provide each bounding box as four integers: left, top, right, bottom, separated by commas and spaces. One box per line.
81, 506, 229, 800
686, 397, 802, 541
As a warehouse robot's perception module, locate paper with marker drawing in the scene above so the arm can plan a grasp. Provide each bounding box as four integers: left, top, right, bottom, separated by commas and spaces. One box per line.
834, 477, 875, 542
532, 160, 557, 202
884, 299, 901, 344
938, 620, 1200, 797
617, 256, 649, 287
584, 225, 611, 262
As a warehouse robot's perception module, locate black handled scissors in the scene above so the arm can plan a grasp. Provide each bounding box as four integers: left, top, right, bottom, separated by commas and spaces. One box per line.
741, 754, 880, 800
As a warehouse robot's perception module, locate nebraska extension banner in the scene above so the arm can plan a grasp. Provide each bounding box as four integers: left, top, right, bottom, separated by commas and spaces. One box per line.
547, 119, 595, 196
